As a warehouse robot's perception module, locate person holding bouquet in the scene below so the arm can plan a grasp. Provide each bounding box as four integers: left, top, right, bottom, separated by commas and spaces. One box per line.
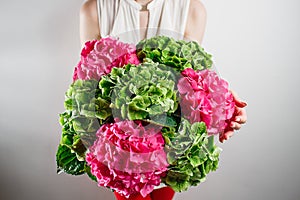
77, 0, 247, 199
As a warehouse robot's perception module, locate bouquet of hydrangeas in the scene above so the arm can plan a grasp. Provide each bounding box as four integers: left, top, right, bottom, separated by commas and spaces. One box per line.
56, 36, 235, 198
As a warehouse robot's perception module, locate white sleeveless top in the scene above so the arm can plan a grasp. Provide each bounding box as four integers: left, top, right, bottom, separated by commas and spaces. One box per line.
96, 0, 191, 44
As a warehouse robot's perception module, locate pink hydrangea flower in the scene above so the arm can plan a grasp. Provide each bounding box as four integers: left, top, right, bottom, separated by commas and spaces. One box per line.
178, 68, 235, 140
73, 37, 140, 81
86, 120, 168, 198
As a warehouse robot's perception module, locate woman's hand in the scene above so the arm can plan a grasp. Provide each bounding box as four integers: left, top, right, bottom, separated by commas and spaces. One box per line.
220, 90, 247, 143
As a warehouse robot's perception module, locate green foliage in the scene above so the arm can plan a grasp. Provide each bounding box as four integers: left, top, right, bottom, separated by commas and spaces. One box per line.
99, 63, 179, 121
56, 144, 86, 175
136, 36, 213, 71
56, 110, 98, 178
161, 120, 221, 192
56, 79, 111, 177
66, 79, 111, 120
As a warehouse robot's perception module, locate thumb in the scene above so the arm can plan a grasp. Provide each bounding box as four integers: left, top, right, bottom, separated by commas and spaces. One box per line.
230, 90, 247, 108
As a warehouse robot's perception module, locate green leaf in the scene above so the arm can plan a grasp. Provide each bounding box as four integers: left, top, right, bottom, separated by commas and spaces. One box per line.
85, 165, 97, 182
56, 144, 85, 175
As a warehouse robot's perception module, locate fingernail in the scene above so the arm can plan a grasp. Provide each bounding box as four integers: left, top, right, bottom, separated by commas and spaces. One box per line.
241, 101, 248, 106
236, 117, 241, 122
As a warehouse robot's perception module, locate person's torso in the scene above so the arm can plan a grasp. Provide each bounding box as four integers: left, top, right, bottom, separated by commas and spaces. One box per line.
96, 0, 191, 44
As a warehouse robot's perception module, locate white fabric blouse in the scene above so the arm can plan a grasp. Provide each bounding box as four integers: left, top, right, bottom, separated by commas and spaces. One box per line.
96, 0, 191, 44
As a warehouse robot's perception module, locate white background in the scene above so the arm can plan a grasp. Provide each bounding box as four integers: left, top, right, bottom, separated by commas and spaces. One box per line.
0, 0, 299, 199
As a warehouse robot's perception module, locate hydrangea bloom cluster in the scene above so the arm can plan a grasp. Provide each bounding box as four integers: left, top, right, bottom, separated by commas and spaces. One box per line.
73, 37, 140, 81
178, 68, 235, 140
86, 120, 168, 197
56, 36, 236, 198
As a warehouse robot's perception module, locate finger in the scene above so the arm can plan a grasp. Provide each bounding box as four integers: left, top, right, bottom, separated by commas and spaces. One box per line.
230, 90, 247, 108
230, 122, 242, 130
234, 107, 247, 124
220, 130, 234, 143
225, 130, 234, 138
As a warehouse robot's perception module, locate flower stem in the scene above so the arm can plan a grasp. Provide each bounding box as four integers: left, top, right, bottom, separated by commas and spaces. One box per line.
207, 135, 214, 152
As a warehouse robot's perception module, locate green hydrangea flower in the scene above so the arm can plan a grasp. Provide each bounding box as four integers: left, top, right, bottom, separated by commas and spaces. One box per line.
136, 36, 213, 71
99, 63, 179, 121
161, 119, 221, 192
56, 79, 112, 176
